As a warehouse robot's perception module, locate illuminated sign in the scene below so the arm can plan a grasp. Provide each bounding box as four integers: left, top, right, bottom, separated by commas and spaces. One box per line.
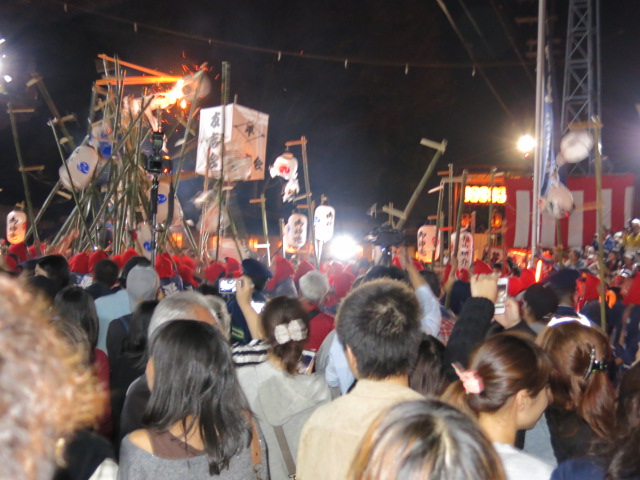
464, 185, 507, 204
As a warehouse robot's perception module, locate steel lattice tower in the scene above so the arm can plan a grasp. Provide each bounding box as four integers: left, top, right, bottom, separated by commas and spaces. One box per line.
560, 0, 601, 174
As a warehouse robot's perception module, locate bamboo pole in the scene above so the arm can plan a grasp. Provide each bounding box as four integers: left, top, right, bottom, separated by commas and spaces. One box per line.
7, 104, 40, 247
592, 117, 607, 330
445, 169, 468, 309
396, 138, 446, 230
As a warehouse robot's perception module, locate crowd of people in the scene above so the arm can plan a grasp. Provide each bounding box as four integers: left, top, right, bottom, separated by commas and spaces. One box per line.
1, 219, 640, 480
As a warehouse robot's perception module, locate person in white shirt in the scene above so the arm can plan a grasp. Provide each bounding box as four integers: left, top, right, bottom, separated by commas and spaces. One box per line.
443, 330, 554, 480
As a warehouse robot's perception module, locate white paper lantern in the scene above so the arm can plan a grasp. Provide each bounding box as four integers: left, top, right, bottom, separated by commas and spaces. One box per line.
451, 231, 474, 271
89, 122, 113, 158
560, 130, 594, 164
135, 222, 153, 259
59, 146, 99, 190
270, 153, 298, 181
314, 205, 335, 243
6, 210, 27, 245
416, 225, 441, 262
286, 213, 307, 250
542, 182, 575, 219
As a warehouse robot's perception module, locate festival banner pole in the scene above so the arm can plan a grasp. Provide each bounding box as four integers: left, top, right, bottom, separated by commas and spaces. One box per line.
434, 180, 445, 267
531, 0, 546, 263
447, 163, 453, 251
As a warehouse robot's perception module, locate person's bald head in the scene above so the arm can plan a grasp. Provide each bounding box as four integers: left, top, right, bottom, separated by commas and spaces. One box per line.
148, 291, 219, 338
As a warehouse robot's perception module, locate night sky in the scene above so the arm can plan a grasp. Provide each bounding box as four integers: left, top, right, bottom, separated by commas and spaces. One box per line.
1, 0, 639, 243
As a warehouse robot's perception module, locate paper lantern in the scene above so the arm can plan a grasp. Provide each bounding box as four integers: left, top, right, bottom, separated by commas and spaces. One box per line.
451, 231, 474, 271
285, 213, 307, 250
490, 212, 503, 228
541, 182, 575, 220
196, 104, 269, 181
135, 222, 153, 259
146, 182, 183, 226
89, 121, 113, 158
59, 146, 99, 190
560, 130, 594, 164
416, 225, 441, 262
6, 210, 27, 245
314, 205, 335, 243
270, 152, 298, 181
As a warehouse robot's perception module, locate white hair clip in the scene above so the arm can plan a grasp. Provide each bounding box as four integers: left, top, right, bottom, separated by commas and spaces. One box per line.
274, 319, 307, 345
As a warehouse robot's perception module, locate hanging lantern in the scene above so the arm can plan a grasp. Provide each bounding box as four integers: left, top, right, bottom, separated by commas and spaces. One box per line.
460, 213, 471, 229
314, 205, 335, 243
416, 225, 441, 262
285, 213, 307, 250
490, 211, 503, 228
135, 222, 153, 259
6, 209, 27, 245
270, 152, 298, 180
541, 181, 575, 220
560, 130, 594, 164
59, 146, 99, 190
89, 121, 113, 158
146, 182, 183, 226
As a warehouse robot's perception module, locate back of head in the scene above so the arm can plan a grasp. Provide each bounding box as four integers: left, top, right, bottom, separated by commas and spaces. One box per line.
261, 296, 310, 374
606, 362, 640, 479
299, 271, 330, 304
148, 290, 218, 338
93, 259, 120, 287
203, 295, 231, 341
54, 285, 99, 351
336, 279, 421, 380
144, 320, 250, 475
537, 322, 615, 438
444, 333, 551, 416
523, 283, 559, 322
122, 300, 159, 357
349, 399, 506, 480
0, 276, 104, 480
409, 334, 447, 397
120, 256, 151, 288
37, 254, 70, 291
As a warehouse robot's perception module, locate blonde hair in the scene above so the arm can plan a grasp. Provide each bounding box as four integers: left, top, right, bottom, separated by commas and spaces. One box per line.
0, 275, 105, 480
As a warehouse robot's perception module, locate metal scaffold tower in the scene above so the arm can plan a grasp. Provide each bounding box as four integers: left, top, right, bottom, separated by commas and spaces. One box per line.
560, 0, 601, 174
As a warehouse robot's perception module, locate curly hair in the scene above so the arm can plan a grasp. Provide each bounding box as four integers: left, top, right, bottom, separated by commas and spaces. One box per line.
0, 275, 105, 480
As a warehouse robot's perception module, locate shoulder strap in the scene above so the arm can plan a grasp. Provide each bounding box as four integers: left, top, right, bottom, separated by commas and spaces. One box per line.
273, 425, 296, 478
250, 419, 264, 480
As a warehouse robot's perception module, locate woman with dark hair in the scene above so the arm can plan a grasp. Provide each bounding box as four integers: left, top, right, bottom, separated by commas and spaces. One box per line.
118, 320, 268, 478
348, 399, 506, 480
237, 296, 331, 479
537, 322, 615, 464
443, 333, 554, 480
408, 334, 448, 397
54, 286, 112, 438
551, 361, 640, 479
107, 300, 158, 445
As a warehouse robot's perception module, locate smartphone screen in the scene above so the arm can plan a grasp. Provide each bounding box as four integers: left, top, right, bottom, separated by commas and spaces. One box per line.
495, 278, 508, 314
219, 278, 237, 293
298, 350, 316, 375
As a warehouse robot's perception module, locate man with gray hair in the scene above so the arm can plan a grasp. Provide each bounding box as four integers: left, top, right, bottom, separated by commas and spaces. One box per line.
119, 289, 268, 443
299, 271, 335, 352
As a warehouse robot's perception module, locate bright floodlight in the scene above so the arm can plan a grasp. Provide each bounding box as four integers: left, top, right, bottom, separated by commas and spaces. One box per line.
3, 75, 11, 83
330, 235, 358, 261
0, 38, 5, 45
517, 134, 535, 153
